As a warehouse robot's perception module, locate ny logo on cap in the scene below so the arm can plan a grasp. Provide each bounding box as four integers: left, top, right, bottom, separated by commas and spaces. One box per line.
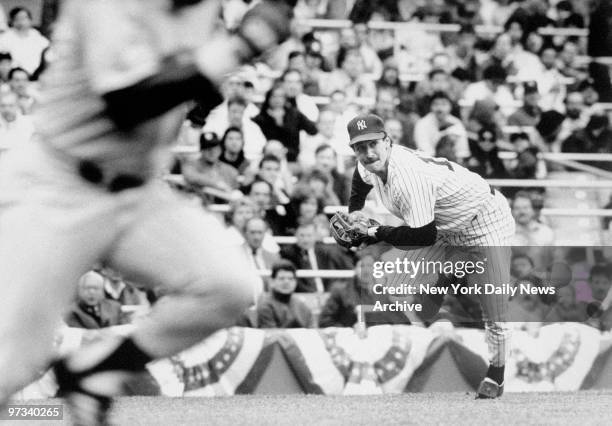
356, 120, 367, 130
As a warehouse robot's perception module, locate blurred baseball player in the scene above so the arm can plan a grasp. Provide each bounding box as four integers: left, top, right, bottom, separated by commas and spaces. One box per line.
335, 113, 515, 399
0, 0, 294, 423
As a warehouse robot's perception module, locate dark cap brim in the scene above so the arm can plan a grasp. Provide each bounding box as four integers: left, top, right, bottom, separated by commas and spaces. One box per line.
349, 131, 386, 146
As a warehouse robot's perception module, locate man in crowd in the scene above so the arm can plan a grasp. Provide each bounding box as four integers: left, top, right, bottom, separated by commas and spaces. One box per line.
508, 82, 542, 127
182, 131, 240, 197
282, 67, 319, 122
242, 217, 280, 297
313, 144, 350, 205
65, 271, 123, 329
414, 91, 470, 161
281, 222, 352, 292
248, 178, 295, 236
0, 89, 34, 154
256, 260, 313, 328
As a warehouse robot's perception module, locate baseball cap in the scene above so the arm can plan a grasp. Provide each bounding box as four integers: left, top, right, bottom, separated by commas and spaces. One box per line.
200, 132, 221, 150
347, 114, 386, 146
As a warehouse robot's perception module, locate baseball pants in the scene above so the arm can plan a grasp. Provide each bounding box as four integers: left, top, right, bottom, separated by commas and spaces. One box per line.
0, 144, 256, 400
383, 191, 514, 367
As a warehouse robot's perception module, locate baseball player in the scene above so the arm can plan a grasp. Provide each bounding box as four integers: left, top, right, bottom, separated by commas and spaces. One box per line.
0, 0, 294, 423
336, 113, 515, 399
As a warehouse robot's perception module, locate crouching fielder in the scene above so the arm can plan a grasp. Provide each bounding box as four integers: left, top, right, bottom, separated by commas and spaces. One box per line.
0, 0, 295, 424
340, 114, 515, 399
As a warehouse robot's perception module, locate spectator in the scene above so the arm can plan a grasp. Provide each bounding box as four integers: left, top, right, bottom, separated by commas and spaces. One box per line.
0, 89, 34, 153
467, 125, 509, 179
0, 52, 11, 85
291, 190, 327, 228
463, 63, 515, 112
65, 271, 123, 329
204, 96, 266, 164
0, 7, 49, 75
510, 253, 543, 286
8, 67, 35, 114
536, 45, 567, 111
182, 131, 240, 200
544, 284, 588, 323
256, 260, 313, 328
303, 49, 327, 95
508, 81, 542, 126
562, 114, 612, 166
507, 281, 546, 323
242, 217, 281, 296
534, 109, 566, 152
554, 0, 585, 28
313, 144, 350, 204
98, 266, 148, 307
577, 77, 600, 112
219, 127, 250, 175
299, 109, 346, 170
320, 47, 377, 100
354, 22, 383, 79
435, 134, 459, 163
249, 179, 295, 236
251, 82, 317, 162
447, 24, 479, 82
281, 68, 319, 122
511, 191, 555, 246
415, 68, 462, 117
558, 91, 590, 141
588, 263, 612, 304
261, 140, 296, 196
319, 251, 411, 327
376, 60, 402, 98
280, 222, 352, 292
224, 196, 280, 253
295, 168, 340, 207
385, 116, 415, 149
255, 153, 292, 206
558, 41, 584, 80
202, 74, 259, 132
413, 91, 470, 160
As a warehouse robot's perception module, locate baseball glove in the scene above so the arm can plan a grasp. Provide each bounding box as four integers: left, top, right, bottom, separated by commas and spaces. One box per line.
329, 211, 380, 249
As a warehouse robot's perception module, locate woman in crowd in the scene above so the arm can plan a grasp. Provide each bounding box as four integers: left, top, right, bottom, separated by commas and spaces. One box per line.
220, 127, 250, 175
251, 82, 318, 163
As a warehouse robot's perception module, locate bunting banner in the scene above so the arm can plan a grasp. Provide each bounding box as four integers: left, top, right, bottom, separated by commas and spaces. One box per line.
17, 324, 612, 399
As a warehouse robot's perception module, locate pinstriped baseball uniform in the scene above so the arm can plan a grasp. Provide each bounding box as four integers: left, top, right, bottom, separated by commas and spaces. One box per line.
0, 0, 258, 400
359, 145, 514, 367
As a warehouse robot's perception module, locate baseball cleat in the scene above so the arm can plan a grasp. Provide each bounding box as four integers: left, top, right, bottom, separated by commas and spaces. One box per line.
476, 377, 504, 399
53, 358, 129, 426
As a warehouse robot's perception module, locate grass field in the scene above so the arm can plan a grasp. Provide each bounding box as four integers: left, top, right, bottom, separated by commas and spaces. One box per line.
12, 391, 612, 426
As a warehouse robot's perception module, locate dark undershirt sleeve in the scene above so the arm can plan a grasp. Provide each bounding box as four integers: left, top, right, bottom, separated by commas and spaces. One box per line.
374, 221, 437, 247
102, 62, 223, 130
348, 167, 373, 213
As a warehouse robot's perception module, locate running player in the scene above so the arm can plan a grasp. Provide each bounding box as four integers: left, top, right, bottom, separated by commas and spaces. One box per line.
346, 113, 515, 399
0, 0, 294, 423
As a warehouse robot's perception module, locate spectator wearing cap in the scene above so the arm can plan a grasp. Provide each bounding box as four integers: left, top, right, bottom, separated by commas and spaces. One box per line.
508, 82, 542, 127
414, 91, 470, 161
463, 63, 515, 113
282, 68, 319, 122
181, 131, 240, 197
255, 260, 313, 328
204, 96, 266, 164
251, 82, 318, 163
0, 7, 49, 75
562, 114, 612, 168
467, 125, 509, 179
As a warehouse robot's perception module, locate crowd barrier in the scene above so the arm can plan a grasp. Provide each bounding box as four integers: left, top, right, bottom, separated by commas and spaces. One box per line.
17, 324, 612, 399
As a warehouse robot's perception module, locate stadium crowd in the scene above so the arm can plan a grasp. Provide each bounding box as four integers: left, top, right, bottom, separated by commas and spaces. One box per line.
1, 0, 612, 334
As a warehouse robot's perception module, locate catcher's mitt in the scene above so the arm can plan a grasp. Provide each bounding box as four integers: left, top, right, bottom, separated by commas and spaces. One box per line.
329, 211, 380, 249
